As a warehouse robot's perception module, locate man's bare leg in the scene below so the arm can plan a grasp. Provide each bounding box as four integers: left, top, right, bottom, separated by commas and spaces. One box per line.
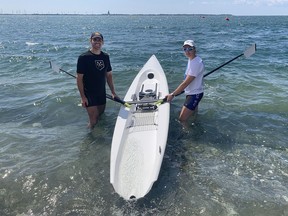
86, 104, 106, 129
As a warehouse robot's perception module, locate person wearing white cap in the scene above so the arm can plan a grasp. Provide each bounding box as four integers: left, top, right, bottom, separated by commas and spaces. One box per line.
166, 39, 205, 125
77, 32, 118, 128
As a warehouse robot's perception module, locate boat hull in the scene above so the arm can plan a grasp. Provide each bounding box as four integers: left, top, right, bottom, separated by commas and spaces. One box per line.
110, 55, 170, 200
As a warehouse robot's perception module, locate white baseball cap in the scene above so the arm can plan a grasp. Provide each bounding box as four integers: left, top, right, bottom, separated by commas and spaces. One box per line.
183, 40, 196, 47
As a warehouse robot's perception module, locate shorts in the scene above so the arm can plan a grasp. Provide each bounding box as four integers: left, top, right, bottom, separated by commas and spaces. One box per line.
85, 94, 106, 107
183, 93, 204, 111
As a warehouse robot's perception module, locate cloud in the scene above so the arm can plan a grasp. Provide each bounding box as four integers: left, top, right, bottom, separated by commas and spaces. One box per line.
234, 0, 288, 5
189, 0, 216, 5
267, 0, 288, 5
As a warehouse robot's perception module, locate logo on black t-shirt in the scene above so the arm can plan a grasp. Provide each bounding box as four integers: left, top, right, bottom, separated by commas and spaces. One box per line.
95, 60, 105, 70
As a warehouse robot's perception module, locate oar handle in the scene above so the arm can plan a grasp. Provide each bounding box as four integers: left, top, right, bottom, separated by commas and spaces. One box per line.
106, 94, 131, 108
155, 91, 185, 105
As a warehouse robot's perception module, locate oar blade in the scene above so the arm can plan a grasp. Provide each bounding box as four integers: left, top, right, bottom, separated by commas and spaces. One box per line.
244, 43, 256, 58
49, 61, 61, 73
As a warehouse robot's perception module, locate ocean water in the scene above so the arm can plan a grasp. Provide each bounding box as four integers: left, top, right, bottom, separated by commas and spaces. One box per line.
0, 14, 287, 216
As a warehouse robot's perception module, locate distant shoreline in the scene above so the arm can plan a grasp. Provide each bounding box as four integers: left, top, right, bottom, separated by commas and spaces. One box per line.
0, 13, 285, 16
0, 13, 231, 16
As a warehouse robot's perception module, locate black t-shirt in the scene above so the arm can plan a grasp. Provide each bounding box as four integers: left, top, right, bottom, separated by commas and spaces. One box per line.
77, 50, 112, 97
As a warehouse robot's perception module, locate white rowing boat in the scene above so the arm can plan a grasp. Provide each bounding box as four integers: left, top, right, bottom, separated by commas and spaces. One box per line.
110, 55, 170, 200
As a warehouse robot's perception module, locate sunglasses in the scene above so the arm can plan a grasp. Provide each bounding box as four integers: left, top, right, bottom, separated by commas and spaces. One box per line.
183, 47, 194, 52
92, 37, 102, 42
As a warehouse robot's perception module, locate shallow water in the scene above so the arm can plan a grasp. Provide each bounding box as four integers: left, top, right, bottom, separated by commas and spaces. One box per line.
0, 14, 288, 215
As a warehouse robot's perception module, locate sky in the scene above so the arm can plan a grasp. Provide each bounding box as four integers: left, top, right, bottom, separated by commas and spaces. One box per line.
0, 0, 287, 16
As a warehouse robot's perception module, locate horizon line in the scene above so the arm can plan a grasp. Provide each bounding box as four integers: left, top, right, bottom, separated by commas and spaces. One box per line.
0, 13, 286, 16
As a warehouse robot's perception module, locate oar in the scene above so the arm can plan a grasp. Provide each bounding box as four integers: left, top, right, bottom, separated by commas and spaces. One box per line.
204, 43, 256, 77
49, 61, 131, 107
50, 43, 256, 108
156, 44, 256, 105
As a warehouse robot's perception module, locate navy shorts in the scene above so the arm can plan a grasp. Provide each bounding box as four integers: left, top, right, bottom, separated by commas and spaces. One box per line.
85, 94, 106, 107
183, 93, 204, 111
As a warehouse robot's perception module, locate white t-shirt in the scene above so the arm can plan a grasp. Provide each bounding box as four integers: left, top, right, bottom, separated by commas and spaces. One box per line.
184, 56, 204, 95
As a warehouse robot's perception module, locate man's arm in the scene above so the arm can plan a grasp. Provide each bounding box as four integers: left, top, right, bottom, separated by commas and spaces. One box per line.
106, 71, 117, 97
76, 73, 88, 107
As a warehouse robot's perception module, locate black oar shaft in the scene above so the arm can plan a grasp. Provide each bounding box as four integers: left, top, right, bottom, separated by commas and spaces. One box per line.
204, 53, 243, 78
60, 68, 76, 78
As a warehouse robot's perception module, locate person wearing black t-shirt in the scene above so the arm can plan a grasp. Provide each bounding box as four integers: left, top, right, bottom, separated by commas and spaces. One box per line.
77, 32, 118, 128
